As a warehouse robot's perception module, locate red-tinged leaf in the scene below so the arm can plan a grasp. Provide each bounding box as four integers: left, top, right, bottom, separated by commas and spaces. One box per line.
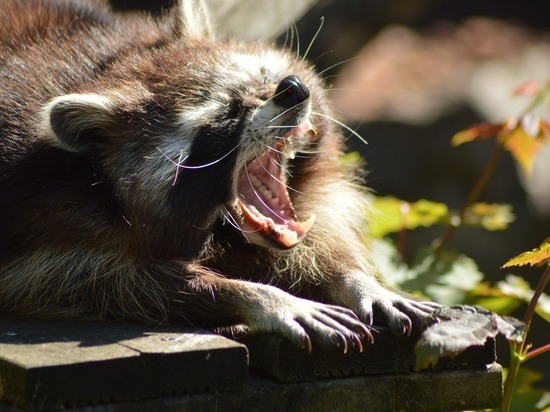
502, 238, 550, 268
512, 80, 540, 97
499, 125, 541, 176
540, 120, 550, 138
451, 123, 502, 146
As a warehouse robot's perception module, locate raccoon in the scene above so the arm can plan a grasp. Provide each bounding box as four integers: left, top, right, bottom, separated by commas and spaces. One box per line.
0, 0, 438, 352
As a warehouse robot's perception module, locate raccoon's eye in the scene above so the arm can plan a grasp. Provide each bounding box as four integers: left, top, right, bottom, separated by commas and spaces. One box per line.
225, 98, 242, 119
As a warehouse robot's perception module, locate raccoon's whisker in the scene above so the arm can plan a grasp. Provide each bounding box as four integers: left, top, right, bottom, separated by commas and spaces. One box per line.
317, 56, 360, 77
283, 22, 298, 58
155, 148, 188, 185
223, 208, 262, 234
264, 157, 304, 195
326, 87, 364, 94
309, 49, 334, 67
282, 25, 292, 51
294, 153, 315, 159
292, 21, 301, 60
177, 146, 238, 169
156, 145, 239, 171
222, 209, 243, 232
251, 138, 285, 156
297, 147, 321, 155
311, 111, 367, 146
268, 155, 287, 171
321, 74, 343, 82
256, 124, 298, 130
173, 151, 185, 186
222, 209, 241, 231
261, 102, 307, 127
247, 143, 304, 195
293, 148, 320, 158
302, 16, 324, 62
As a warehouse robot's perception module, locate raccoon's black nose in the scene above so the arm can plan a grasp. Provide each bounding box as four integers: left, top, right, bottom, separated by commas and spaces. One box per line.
273, 75, 310, 108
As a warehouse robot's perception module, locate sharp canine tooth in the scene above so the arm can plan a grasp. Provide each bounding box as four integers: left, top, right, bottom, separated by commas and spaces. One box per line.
301, 214, 316, 232
284, 145, 295, 159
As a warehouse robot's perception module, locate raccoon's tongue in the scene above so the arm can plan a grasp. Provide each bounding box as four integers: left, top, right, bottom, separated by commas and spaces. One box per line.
236, 142, 315, 249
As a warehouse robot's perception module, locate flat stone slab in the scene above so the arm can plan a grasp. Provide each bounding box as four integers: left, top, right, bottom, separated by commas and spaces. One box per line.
0, 364, 503, 412
243, 328, 496, 382
0, 318, 248, 410
0, 318, 502, 411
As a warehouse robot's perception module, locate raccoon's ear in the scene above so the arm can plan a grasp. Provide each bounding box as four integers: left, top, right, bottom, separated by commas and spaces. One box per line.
178, 0, 214, 39
42, 93, 116, 153
178, 0, 317, 40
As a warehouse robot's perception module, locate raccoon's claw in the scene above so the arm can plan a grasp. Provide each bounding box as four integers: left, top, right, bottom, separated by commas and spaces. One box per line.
332, 272, 441, 336
360, 294, 441, 335
286, 302, 373, 353
249, 286, 372, 352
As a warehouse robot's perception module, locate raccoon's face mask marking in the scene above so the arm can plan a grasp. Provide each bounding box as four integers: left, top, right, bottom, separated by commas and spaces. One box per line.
230, 75, 317, 250
40, 46, 322, 252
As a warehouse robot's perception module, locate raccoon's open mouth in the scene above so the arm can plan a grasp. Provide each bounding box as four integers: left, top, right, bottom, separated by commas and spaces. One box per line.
233, 122, 317, 249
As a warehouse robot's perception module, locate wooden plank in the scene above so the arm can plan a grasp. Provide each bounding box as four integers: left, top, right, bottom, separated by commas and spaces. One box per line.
243, 327, 496, 382
0, 318, 248, 410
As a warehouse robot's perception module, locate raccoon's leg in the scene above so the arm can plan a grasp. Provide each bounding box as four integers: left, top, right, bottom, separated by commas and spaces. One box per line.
177, 266, 373, 352
329, 271, 441, 335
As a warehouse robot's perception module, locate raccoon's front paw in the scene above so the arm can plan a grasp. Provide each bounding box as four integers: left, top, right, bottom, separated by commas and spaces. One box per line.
357, 290, 441, 335
333, 273, 441, 336
250, 285, 373, 352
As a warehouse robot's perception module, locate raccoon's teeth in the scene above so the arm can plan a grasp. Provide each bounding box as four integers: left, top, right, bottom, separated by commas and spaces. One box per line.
300, 214, 316, 232
284, 145, 296, 160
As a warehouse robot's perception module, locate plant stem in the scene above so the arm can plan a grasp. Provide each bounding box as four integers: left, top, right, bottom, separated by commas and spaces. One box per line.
438, 81, 550, 253
523, 342, 550, 361
500, 264, 550, 412
437, 145, 505, 251
522, 264, 550, 330
501, 341, 523, 412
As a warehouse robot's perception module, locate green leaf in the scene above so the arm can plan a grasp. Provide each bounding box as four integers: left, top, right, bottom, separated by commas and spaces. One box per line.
497, 274, 550, 323
462, 202, 514, 231
415, 305, 525, 370
467, 283, 523, 316
369, 196, 448, 238
400, 249, 484, 306
503, 238, 550, 268
370, 197, 513, 237
371, 241, 483, 305
370, 238, 411, 287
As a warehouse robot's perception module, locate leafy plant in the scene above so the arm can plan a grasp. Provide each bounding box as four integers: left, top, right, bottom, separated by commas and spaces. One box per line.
500, 240, 550, 412
368, 79, 550, 411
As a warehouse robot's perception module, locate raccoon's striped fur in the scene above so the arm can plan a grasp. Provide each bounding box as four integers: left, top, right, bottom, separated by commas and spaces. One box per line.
0, 0, 438, 351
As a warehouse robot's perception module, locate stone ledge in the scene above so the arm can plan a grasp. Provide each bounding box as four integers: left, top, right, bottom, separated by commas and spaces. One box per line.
0, 318, 502, 411
242, 329, 496, 382
0, 318, 247, 410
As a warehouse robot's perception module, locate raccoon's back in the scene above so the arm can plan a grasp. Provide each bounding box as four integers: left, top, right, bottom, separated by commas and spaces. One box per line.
0, 0, 172, 133
0, 1, 171, 254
